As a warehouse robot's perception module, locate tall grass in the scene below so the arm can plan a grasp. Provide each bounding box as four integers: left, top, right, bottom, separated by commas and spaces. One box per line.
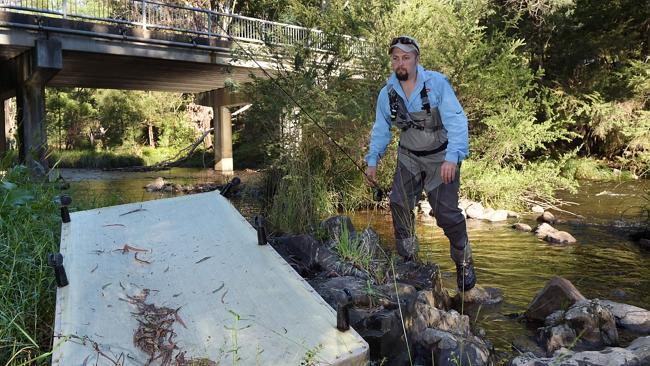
0, 165, 61, 364
48, 147, 216, 169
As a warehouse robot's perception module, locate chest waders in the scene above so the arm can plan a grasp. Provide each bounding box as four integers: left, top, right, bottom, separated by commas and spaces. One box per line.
387, 84, 476, 291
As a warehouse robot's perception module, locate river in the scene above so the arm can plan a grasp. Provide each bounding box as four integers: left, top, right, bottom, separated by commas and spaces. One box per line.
62, 168, 650, 359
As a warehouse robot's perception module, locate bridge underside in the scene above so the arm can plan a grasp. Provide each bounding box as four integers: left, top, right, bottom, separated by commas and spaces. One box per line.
1, 11, 268, 172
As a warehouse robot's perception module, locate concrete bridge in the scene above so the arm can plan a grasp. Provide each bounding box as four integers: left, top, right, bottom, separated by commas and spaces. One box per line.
0, 0, 364, 172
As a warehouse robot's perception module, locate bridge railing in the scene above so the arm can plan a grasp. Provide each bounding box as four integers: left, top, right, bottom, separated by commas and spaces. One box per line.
0, 0, 367, 55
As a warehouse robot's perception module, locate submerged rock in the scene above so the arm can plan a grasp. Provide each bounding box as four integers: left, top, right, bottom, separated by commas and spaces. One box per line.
145, 177, 166, 191
525, 276, 586, 321
511, 335, 650, 366
545, 230, 577, 244
536, 211, 556, 224
640, 238, 650, 250
512, 223, 532, 232
534, 223, 576, 244
454, 286, 504, 306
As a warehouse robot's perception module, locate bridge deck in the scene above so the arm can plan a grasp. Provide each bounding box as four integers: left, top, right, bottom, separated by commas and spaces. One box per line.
52, 192, 368, 365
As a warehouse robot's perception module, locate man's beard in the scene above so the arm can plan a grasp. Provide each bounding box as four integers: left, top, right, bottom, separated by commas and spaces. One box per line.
396, 70, 409, 81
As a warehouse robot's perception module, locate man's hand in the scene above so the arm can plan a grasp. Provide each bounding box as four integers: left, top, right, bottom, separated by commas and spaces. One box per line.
440, 161, 457, 184
365, 166, 378, 187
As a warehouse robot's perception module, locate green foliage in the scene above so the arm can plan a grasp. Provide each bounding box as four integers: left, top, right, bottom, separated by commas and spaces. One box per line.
46, 88, 195, 151
461, 159, 577, 210
48, 149, 145, 168
333, 223, 372, 272
0, 165, 60, 364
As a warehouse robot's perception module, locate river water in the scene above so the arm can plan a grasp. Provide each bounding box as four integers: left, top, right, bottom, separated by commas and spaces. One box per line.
63, 168, 650, 358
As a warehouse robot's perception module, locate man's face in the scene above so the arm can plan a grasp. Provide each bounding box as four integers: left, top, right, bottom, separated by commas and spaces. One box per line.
391, 48, 418, 81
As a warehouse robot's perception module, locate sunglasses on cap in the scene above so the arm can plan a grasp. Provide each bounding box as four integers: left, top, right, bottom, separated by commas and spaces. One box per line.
389, 36, 420, 54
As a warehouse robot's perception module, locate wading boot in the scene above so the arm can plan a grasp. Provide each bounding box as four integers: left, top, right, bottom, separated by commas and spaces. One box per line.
456, 260, 476, 292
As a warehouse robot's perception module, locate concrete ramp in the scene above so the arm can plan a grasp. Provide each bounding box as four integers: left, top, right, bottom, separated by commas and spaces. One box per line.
52, 192, 368, 365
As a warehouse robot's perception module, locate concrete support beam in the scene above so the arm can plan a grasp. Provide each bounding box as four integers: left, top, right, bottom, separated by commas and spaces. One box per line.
15, 39, 62, 171
197, 88, 249, 174
214, 105, 233, 173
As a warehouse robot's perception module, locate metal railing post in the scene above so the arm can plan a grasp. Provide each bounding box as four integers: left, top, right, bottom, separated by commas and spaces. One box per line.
207, 11, 211, 38
62, 0, 67, 18
141, 0, 147, 30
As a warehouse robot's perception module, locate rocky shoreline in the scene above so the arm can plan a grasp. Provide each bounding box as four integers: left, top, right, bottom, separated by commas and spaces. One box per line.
268, 215, 650, 365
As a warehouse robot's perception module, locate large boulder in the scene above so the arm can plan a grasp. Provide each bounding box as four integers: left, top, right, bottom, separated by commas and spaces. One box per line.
525, 277, 586, 321
320, 215, 356, 242
596, 300, 650, 334
510, 335, 650, 366
538, 300, 618, 355
421, 328, 492, 366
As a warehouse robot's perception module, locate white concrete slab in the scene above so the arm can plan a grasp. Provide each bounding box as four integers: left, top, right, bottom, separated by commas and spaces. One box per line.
52, 192, 368, 365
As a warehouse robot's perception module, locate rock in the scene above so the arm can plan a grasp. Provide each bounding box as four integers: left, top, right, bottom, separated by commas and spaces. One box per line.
273, 235, 368, 279
458, 198, 475, 211
465, 202, 485, 219
544, 230, 577, 244
145, 177, 165, 192
531, 205, 545, 213
320, 215, 356, 241
611, 288, 627, 299
484, 209, 509, 222
421, 328, 492, 366
534, 223, 557, 239
391, 261, 443, 292
410, 295, 470, 340
596, 299, 650, 334
454, 287, 503, 305
311, 276, 373, 307
512, 223, 532, 232
539, 323, 576, 355
510, 335, 650, 366
507, 210, 520, 218
537, 211, 556, 224
640, 238, 650, 250
525, 276, 586, 321
355, 228, 383, 260
538, 299, 618, 355
419, 199, 433, 217
349, 307, 406, 364
564, 300, 618, 347
162, 184, 174, 192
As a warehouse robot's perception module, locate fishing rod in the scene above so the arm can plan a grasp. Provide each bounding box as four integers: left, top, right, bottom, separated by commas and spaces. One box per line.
213, 21, 385, 201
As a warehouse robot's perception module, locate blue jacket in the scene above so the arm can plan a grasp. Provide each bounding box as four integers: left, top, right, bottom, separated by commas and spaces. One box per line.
365, 64, 469, 167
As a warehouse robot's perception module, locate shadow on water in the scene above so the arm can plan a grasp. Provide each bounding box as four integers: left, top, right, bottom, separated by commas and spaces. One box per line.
63, 168, 650, 357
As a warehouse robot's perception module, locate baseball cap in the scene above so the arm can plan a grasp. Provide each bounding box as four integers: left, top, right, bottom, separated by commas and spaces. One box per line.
388, 36, 420, 55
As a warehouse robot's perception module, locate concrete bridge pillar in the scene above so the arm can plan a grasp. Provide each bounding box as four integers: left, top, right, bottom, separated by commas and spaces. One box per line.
14, 39, 62, 171
197, 87, 249, 174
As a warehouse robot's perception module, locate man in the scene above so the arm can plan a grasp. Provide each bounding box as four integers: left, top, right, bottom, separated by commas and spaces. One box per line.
365, 36, 477, 292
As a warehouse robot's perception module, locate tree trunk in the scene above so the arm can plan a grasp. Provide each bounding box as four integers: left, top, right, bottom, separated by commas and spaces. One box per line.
148, 123, 155, 148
